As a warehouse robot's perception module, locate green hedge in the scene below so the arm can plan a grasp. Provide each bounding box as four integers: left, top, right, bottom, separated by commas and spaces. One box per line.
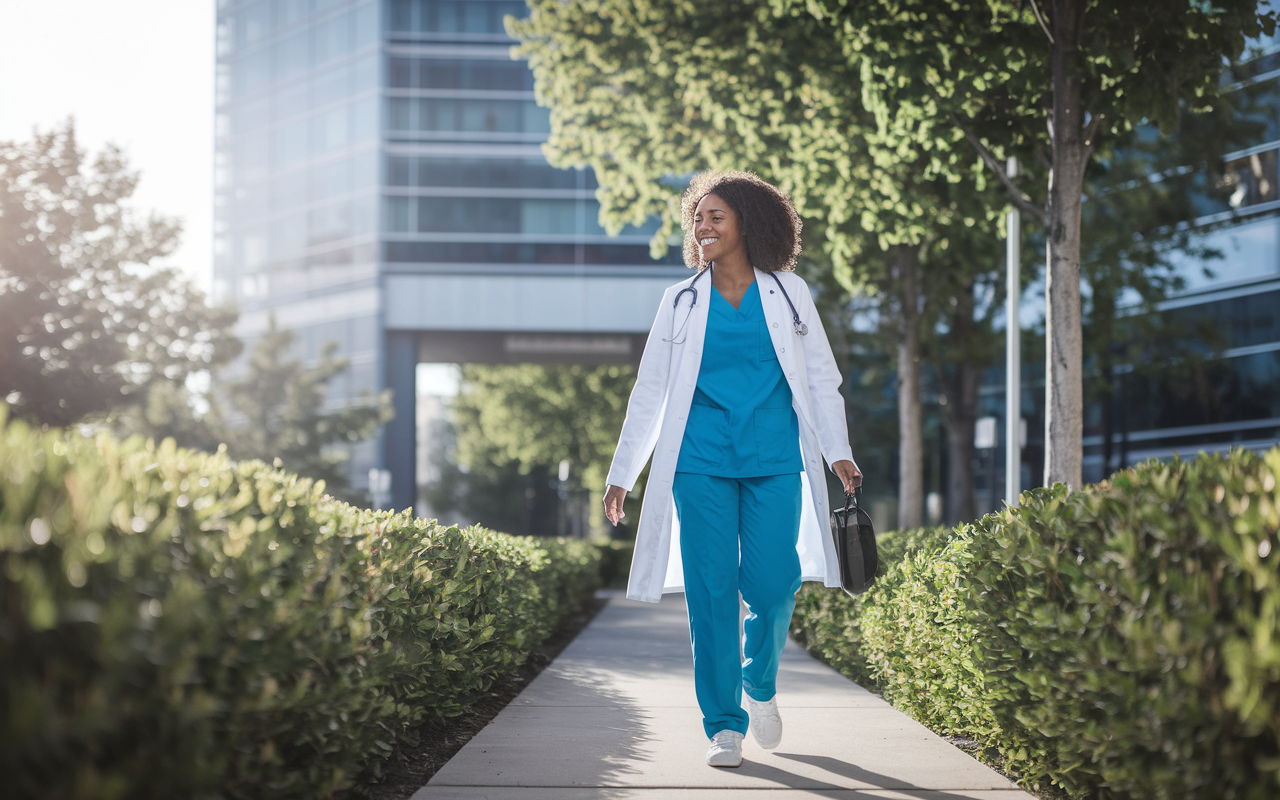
790, 525, 952, 686
791, 447, 1280, 799
0, 408, 601, 799
592, 537, 635, 588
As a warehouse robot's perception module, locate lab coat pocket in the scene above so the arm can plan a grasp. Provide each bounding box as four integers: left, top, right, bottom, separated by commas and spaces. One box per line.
681, 403, 728, 467
754, 407, 799, 469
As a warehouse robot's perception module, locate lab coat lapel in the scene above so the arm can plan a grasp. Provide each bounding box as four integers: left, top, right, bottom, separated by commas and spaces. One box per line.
670, 270, 711, 381
687, 271, 711, 353
756, 267, 817, 434
638, 270, 709, 603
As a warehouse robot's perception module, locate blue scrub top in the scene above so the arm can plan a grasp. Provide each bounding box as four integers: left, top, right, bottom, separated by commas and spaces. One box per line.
676, 281, 803, 477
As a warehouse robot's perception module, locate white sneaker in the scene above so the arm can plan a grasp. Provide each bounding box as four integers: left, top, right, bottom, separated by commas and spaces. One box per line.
706, 729, 744, 767
745, 695, 783, 749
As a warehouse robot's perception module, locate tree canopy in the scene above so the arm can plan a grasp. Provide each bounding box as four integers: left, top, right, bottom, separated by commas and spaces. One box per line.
451, 363, 634, 493
784, 0, 1277, 486
512, 0, 1009, 526
447, 363, 635, 532
218, 319, 392, 497
0, 121, 240, 426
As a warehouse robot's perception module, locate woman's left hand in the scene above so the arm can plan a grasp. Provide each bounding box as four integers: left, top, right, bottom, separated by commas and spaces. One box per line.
832, 460, 863, 494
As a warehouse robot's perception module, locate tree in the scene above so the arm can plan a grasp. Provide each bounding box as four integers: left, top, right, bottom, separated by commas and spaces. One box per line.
788, 0, 1276, 487
107, 319, 394, 501
926, 240, 1005, 523
221, 318, 392, 497
106, 373, 231, 454
421, 414, 568, 538
513, 0, 1008, 527
0, 121, 240, 426
448, 363, 635, 532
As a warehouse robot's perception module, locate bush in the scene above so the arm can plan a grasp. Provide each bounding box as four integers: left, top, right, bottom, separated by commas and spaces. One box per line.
791, 448, 1280, 799
536, 537, 604, 621
0, 408, 602, 799
790, 526, 951, 685
592, 537, 635, 588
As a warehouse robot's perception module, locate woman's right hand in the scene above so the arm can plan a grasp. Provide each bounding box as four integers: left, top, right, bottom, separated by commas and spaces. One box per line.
603, 484, 627, 526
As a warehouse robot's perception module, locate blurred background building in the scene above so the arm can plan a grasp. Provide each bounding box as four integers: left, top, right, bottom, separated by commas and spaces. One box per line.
213, 0, 685, 510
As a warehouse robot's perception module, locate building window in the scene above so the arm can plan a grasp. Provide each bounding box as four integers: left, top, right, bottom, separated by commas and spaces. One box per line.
382, 196, 663, 237
226, 2, 379, 98
386, 156, 593, 189
388, 57, 534, 91
384, 240, 683, 266
387, 98, 550, 135
1223, 148, 1279, 209
389, 0, 528, 35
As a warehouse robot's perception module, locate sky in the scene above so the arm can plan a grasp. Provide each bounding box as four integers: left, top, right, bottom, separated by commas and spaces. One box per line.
0, 1, 215, 289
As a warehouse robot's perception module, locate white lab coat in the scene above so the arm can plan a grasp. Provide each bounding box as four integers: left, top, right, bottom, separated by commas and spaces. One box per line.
605, 267, 856, 603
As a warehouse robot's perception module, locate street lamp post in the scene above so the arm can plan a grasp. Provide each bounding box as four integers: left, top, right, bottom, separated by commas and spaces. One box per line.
1005, 156, 1022, 507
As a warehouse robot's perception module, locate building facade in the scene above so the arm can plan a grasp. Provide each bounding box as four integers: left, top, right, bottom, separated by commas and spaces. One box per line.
214, 0, 685, 509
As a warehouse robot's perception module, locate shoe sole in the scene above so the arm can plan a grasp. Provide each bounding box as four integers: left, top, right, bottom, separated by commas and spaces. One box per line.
749, 721, 782, 749
707, 758, 743, 768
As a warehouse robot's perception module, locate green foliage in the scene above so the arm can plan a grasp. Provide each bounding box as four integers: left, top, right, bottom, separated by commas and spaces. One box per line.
0, 120, 241, 426
790, 526, 952, 685
0, 407, 602, 799
792, 448, 1280, 799
534, 537, 605, 626
793, 0, 1276, 171
592, 537, 636, 588
858, 535, 1001, 744
451, 363, 634, 494
221, 318, 393, 498
448, 363, 635, 532
512, 0, 1004, 287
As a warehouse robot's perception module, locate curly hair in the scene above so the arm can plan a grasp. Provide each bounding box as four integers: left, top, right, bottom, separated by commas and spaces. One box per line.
681, 171, 802, 273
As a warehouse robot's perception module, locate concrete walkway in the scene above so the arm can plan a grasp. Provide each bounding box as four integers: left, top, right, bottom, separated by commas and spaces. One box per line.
412, 592, 1036, 800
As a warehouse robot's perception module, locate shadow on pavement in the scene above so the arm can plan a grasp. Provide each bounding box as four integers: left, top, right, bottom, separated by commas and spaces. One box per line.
775, 752, 1007, 799
423, 632, 653, 790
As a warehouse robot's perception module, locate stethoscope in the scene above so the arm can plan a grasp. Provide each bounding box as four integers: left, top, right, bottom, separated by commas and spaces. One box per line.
663, 265, 808, 344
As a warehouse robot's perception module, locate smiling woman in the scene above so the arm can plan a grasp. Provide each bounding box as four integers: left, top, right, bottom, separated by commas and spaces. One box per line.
601, 170, 863, 768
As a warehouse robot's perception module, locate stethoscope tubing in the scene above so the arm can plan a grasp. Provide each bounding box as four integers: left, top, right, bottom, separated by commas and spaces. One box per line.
663, 266, 807, 344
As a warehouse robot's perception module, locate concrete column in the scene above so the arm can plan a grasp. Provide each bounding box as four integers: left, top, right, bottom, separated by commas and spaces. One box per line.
384, 331, 418, 512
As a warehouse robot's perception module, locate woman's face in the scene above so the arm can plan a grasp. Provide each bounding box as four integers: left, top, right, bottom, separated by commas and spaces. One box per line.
694, 193, 744, 265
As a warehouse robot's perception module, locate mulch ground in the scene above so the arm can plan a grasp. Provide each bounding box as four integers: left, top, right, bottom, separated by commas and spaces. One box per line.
349, 595, 609, 800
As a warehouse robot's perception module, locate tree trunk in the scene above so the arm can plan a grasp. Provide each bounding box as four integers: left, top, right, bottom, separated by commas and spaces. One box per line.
1044, 0, 1087, 489
894, 245, 924, 530
943, 285, 979, 523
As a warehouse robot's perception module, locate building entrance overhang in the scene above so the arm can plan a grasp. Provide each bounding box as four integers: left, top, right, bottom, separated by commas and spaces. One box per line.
383, 270, 687, 335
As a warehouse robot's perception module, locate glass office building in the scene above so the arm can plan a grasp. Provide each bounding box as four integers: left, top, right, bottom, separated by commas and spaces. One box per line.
214, 0, 684, 507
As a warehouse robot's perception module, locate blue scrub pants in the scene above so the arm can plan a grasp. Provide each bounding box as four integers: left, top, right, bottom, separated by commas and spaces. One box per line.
672, 471, 803, 739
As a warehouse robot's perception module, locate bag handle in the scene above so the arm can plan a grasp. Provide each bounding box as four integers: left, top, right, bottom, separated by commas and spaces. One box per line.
842, 485, 862, 514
